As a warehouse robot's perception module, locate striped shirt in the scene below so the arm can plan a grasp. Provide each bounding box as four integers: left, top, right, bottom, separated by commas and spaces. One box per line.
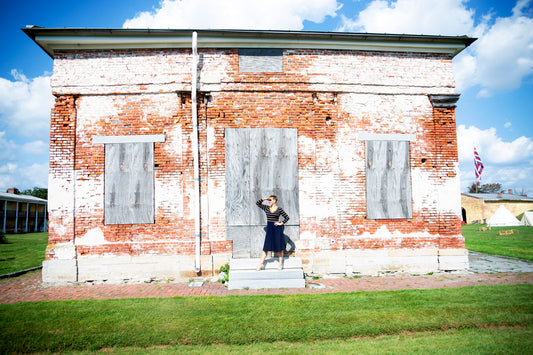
256, 199, 290, 224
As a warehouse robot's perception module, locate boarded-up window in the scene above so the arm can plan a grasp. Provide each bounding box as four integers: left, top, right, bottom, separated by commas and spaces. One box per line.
104, 143, 154, 225
365, 140, 412, 219
239, 48, 283, 72
225, 128, 299, 258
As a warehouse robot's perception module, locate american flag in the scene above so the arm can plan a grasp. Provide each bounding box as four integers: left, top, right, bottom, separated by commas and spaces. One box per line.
474, 148, 484, 179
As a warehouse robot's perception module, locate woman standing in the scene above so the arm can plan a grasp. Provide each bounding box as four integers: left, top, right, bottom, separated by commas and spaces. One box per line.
256, 195, 290, 271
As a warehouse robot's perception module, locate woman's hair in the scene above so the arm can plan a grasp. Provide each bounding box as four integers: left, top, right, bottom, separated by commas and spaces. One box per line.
268, 195, 278, 202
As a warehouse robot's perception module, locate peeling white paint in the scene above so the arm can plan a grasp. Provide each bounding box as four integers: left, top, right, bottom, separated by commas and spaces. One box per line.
357, 225, 433, 241
411, 167, 435, 211
435, 166, 461, 215
155, 177, 184, 218
75, 175, 103, 212
76, 227, 106, 246
305, 53, 455, 89
208, 177, 225, 215
411, 165, 461, 215
207, 126, 216, 151
50, 242, 76, 259
48, 177, 73, 211
164, 126, 183, 158
76, 96, 120, 127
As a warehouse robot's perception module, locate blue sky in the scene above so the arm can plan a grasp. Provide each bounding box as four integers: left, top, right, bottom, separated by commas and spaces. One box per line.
1, 0, 532, 195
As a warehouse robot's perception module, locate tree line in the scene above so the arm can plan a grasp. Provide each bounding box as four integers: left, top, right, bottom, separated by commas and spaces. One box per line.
5, 187, 47, 200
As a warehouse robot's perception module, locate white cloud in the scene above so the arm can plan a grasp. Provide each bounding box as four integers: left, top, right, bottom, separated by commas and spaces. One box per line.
0, 162, 48, 191
0, 70, 54, 139
0, 163, 17, 174
338, 0, 476, 35
338, 0, 533, 97
460, 2, 533, 96
0, 131, 18, 161
22, 140, 48, 155
0, 130, 49, 191
123, 0, 340, 30
457, 125, 533, 164
457, 124, 533, 192
504, 122, 512, 129
20, 162, 49, 188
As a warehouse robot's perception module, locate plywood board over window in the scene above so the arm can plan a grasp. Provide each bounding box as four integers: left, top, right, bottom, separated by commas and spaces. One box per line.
94, 134, 165, 225
104, 142, 154, 225
238, 48, 283, 72
366, 140, 412, 219
225, 128, 299, 258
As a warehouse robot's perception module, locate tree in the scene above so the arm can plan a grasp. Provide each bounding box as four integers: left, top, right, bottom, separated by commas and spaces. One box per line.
480, 183, 503, 194
468, 181, 480, 193
468, 182, 503, 194
20, 187, 48, 200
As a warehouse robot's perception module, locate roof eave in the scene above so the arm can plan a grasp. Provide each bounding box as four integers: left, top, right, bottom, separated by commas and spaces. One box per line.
22, 27, 476, 58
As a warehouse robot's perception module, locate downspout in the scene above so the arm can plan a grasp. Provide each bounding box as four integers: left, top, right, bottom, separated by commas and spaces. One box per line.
191, 31, 201, 273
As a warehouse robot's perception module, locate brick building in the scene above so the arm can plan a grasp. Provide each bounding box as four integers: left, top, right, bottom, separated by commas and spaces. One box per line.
1, 189, 47, 234
461, 192, 533, 224
24, 28, 475, 284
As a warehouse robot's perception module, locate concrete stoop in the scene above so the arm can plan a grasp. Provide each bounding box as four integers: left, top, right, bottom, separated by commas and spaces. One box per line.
228, 257, 305, 290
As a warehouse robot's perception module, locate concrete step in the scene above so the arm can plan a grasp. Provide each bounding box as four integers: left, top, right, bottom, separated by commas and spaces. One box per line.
230, 257, 302, 270
228, 257, 305, 290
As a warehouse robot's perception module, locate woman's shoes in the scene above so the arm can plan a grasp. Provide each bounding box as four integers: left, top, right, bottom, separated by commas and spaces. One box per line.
256, 264, 264, 271
277, 264, 283, 271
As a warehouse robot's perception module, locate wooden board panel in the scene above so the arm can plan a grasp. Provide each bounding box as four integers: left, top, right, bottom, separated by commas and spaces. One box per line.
238, 49, 283, 73
250, 226, 267, 258
105, 142, 154, 225
279, 128, 299, 224
365, 140, 412, 219
226, 128, 300, 257
225, 129, 251, 226
227, 226, 251, 258
250, 128, 283, 224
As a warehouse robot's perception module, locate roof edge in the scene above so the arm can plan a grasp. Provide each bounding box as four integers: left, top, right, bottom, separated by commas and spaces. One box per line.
22, 27, 476, 58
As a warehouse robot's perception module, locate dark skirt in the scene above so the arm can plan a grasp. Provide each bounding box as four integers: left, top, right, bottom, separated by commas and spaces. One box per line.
263, 222, 286, 252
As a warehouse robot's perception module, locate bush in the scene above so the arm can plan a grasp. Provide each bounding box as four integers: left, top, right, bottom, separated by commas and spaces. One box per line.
218, 262, 230, 283
0, 232, 7, 244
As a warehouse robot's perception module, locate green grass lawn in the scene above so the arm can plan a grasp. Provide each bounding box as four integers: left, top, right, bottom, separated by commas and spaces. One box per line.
67, 328, 532, 354
462, 225, 533, 261
1, 284, 532, 353
0, 232, 48, 274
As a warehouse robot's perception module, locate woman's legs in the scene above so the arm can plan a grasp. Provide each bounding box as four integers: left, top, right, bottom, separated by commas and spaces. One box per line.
257, 251, 268, 270
278, 250, 284, 270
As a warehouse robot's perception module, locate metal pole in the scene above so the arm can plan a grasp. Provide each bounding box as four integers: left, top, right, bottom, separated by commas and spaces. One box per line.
191, 31, 201, 273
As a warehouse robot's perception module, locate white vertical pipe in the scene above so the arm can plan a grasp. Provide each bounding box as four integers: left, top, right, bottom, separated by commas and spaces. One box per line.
14, 201, 19, 233
24, 202, 29, 233
191, 31, 201, 273
2, 200, 6, 234
34, 204, 38, 232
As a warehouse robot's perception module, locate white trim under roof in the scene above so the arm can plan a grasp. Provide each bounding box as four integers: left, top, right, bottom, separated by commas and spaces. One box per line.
357, 133, 416, 141
92, 134, 166, 144
23, 28, 476, 58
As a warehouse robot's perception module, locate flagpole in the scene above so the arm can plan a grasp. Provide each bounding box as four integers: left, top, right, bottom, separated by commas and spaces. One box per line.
474, 147, 484, 193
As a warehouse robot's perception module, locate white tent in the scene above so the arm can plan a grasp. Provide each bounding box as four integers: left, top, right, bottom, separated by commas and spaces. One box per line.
521, 211, 533, 226
487, 205, 520, 227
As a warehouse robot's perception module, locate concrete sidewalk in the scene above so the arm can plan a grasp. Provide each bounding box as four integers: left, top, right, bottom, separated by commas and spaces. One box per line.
468, 251, 533, 273
0, 251, 532, 304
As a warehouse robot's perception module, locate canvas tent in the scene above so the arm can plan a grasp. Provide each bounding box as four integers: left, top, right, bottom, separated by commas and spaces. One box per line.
521, 211, 533, 226
487, 205, 520, 227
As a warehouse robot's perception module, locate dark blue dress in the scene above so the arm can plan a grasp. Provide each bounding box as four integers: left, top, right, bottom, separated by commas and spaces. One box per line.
256, 199, 290, 252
